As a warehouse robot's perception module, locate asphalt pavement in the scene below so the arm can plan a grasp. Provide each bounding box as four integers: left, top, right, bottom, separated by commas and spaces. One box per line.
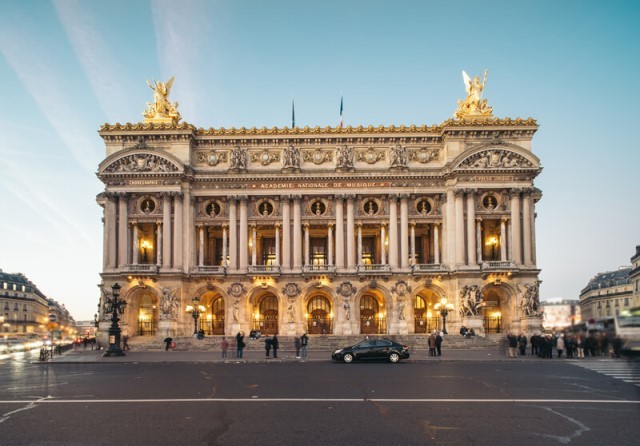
44, 345, 546, 363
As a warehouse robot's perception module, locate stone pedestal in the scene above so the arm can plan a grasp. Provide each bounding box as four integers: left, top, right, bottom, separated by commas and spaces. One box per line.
157, 320, 175, 339
342, 320, 353, 335
463, 315, 485, 337
231, 322, 241, 336
398, 320, 409, 335
286, 322, 297, 336
521, 315, 544, 334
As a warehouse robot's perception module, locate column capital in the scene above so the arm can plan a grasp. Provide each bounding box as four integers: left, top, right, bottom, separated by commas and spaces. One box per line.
454, 189, 465, 198
465, 188, 477, 196
508, 189, 523, 199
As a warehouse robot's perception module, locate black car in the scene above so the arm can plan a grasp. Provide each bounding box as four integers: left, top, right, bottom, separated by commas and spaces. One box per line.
332, 338, 410, 363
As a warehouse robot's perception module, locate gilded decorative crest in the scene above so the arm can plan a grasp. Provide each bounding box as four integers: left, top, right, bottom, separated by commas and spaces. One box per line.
282, 283, 301, 298
391, 280, 411, 297
302, 148, 333, 165
336, 281, 357, 297
196, 151, 228, 166
409, 148, 439, 164
356, 147, 385, 164
227, 283, 246, 298
251, 149, 280, 166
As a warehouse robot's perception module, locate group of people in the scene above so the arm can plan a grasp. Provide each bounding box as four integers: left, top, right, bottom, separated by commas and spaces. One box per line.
507, 331, 625, 359
459, 326, 476, 338
427, 330, 444, 356
216, 332, 310, 359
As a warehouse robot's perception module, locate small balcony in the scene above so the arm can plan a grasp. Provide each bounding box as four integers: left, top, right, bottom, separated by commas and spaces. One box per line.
412, 264, 448, 274
124, 264, 159, 274
193, 265, 227, 275
303, 264, 337, 274
248, 265, 281, 275
481, 261, 516, 270
356, 264, 391, 274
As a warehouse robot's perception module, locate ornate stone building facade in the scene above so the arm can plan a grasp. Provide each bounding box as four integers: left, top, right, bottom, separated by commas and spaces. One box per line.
579, 267, 634, 321
96, 73, 544, 340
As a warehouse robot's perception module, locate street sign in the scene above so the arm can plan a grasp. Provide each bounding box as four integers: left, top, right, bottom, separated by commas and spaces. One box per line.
48, 313, 57, 322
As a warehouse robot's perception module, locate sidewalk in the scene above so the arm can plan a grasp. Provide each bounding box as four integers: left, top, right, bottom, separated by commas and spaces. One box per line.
42, 346, 543, 364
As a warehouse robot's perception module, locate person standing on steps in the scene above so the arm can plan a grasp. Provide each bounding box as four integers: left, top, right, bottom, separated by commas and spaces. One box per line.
236, 331, 245, 358
265, 335, 272, 358
294, 336, 301, 358
271, 334, 279, 358
300, 332, 309, 359
220, 337, 229, 359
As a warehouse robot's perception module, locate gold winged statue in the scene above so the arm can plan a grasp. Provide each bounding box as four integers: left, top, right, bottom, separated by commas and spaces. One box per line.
143, 76, 181, 124
454, 69, 493, 119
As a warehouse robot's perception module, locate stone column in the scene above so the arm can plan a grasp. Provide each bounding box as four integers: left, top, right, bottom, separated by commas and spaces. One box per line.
327, 224, 334, 266
356, 223, 362, 266
293, 196, 302, 271
198, 226, 204, 267
454, 190, 465, 266
500, 218, 507, 261
162, 194, 172, 270
156, 222, 162, 267
304, 223, 310, 266
222, 224, 228, 268
173, 193, 183, 270
389, 195, 399, 268
132, 222, 139, 265
433, 223, 440, 265
510, 190, 522, 265
346, 195, 355, 270
476, 219, 482, 263
282, 197, 291, 270
410, 222, 416, 266
400, 195, 409, 269
275, 224, 281, 267
445, 190, 455, 266
228, 198, 237, 271
522, 190, 533, 266
466, 190, 477, 266
380, 224, 387, 265
182, 189, 193, 273
106, 195, 117, 269
251, 225, 257, 266
335, 196, 344, 269
239, 197, 248, 272
117, 194, 128, 268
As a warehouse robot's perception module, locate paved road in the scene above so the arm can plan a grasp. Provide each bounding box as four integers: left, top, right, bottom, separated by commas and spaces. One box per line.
1, 351, 639, 445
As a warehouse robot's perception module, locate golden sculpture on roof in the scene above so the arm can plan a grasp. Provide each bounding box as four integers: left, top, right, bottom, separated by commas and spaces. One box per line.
143, 76, 181, 124
454, 70, 493, 120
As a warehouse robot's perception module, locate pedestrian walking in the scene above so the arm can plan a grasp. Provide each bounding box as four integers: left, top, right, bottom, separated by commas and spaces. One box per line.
301, 332, 309, 358
265, 336, 272, 358
294, 336, 301, 358
220, 337, 229, 358
435, 331, 443, 356
271, 334, 279, 358
507, 332, 518, 358
122, 335, 130, 351
163, 337, 173, 351
236, 331, 245, 358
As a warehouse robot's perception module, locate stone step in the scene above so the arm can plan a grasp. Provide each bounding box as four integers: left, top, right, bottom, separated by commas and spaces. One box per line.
127, 334, 503, 352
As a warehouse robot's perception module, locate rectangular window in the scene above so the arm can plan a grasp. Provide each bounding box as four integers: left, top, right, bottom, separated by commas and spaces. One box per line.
310, 237, 327, 266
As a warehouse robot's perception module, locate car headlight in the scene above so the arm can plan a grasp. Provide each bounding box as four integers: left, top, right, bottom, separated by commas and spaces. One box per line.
333, 349, 342, 354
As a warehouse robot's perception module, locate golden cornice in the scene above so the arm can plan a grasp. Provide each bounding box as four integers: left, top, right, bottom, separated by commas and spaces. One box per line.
99, 117, 537, 136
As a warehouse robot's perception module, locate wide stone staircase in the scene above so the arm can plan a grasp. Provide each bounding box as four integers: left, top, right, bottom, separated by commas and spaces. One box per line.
128, 333, 505, 352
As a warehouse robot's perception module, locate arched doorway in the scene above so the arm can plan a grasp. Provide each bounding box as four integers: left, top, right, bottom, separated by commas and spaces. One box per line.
210, 297, 225, 335
306, 295, 333, 334
360, 294, 385, 335
137, 293, 158, 336
254, 294, 278, 334
414, 290, 440, 334
482, 286, 504, 333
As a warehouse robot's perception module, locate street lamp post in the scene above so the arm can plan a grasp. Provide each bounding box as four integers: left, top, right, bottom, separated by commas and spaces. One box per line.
434, 297, 454, 335
186, 296, 205, 335
103, 283, 127, 357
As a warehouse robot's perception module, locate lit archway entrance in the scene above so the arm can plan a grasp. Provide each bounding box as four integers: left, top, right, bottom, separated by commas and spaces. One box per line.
306, 295, 333, 334
482, 286, 504, 333
415, 290, 440, 334
137, 293, 158, 336
360, 294, 385, 335
255, 295, 278, 334
209, 297, 225, 335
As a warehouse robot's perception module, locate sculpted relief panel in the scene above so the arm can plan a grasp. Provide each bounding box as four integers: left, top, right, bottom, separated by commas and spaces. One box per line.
104, 153, 180, 173
458, 149, 534, 169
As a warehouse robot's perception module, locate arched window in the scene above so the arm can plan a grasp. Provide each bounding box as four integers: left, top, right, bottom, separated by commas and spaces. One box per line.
306, 295, 332, 334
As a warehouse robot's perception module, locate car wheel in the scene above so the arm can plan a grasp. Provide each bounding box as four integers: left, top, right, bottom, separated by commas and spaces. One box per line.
389, 352, 400, 363
343, 353, 354, 363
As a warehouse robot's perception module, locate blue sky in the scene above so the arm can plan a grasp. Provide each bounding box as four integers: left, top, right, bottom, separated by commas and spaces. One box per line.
0, 0, 638, 321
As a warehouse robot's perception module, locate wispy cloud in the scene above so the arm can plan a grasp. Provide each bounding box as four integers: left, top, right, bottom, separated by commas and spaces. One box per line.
53, 0, 129, 124
0, 11, 100, 172
151, 0, 220, 125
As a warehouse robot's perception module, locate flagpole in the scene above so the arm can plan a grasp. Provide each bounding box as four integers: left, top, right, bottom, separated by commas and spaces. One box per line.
292, 98, 295, 128
339, 94, 343, 128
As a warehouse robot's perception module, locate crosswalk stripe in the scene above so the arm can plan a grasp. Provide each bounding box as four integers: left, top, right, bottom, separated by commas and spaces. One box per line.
571, 360, 640, 387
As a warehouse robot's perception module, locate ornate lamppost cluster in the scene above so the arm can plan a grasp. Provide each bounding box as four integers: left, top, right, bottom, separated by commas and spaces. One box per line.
186, 296, 205, 335
434, 297, 454, 334
103, 283, 127, 357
